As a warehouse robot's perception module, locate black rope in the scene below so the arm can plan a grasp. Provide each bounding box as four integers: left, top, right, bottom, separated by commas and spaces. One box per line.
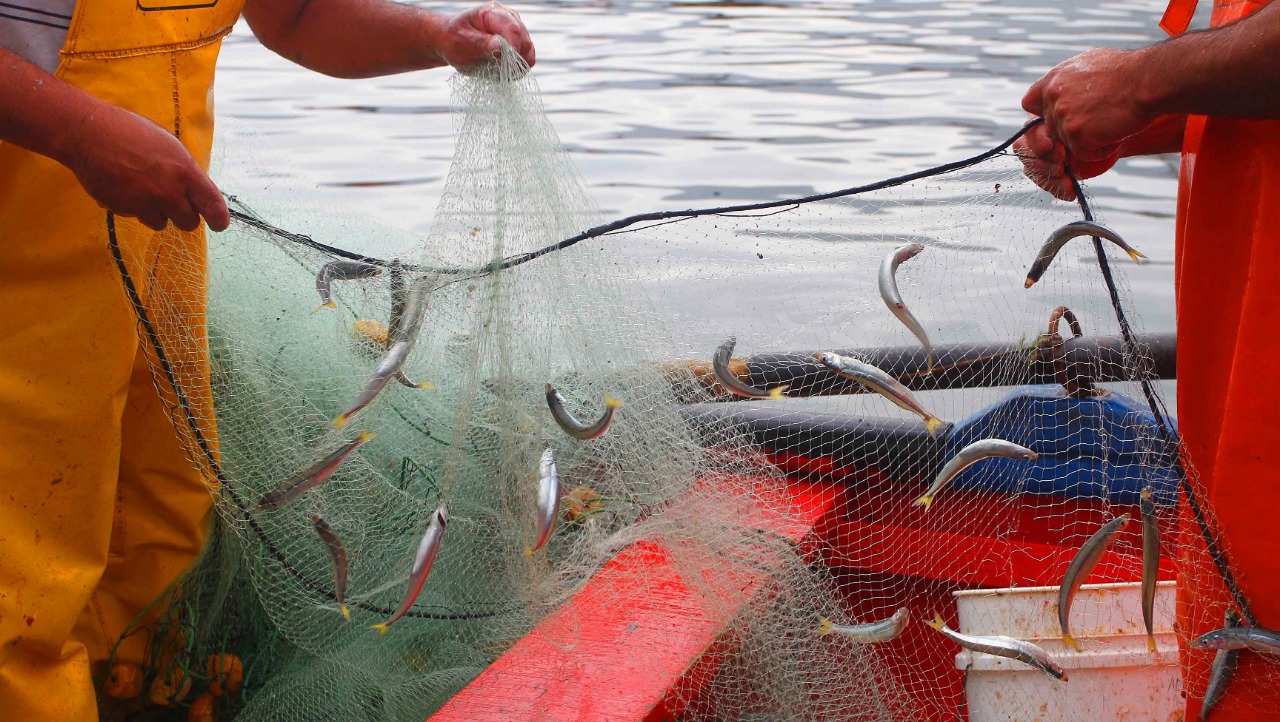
1064, 168, 1257, 627
106, 213, 516, 622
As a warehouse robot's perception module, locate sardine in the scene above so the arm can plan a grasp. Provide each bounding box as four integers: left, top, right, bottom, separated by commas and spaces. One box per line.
545, 385, 622, 440
1201, 611, 1241, 721
1191, 624, 1280, 655
527, 449, 560, 555
879, 243, 933, 371
814, 351, 948, 436
315, 260, 382, 312
257, 431, 375, 509
1140, 486, 1160, 653
1025, 221, 1145, 288
371, 502, 449, 633
334, 286, 430, 428
312, 514, 350, 619
926, 613, 1067, 681
818, 608, 909, 643
1058, 514, 1130, 650
914, 439, 1037, 511
713, 338, 787, 399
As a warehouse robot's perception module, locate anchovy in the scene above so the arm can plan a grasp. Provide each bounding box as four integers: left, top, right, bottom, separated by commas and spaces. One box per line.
334, 286, 430, 428
818, 608, 909, 643
312, 514, 350, 619
1191, 625, 1280, 655
372, 502, 449, 633
879, 243, 934, 371
914, 439, 1037, 511
1200, 611, 1241, 721
713, 338, 787, 399
926, 613, 1067, 681
257, 431, 375, 509
545, 385, 622, 440
527, 449, 560, 555
1025, 221, 1145, 288
814, 351, 948, 436
1140, 486, 1160, 653
1058, 514, 1130, 650
315, 260, 382, 312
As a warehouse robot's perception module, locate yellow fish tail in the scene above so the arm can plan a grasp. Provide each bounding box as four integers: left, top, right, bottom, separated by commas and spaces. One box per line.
817, 617, 833, 635
1062, 633, 1081, 651
925, 613, 946, 631
357, 430, 376, 443
1024, 277, 1037, 289
312, 301, 336, 315
416, 380, 435, 390
1146, 635, 1157, 654
524, 546, 536, 556
605, 396, 624, 409
925, 417, 948, 437
340, 605, 350, 620
370, 623, 390, 635
1128, 248, 1147, 263
333, 414, 351, 430
914, 495, 934, 511
767, 385, 788, 400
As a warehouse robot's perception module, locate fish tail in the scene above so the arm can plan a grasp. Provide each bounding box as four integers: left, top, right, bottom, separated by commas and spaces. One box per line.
605, 396, 624, 409
925, 613, 946, 631
341, 605, 350, 620
925, 417, 948, 437
1146, 635, 1157, 653
767, 385, 788, 400
524, 546, 536, 556
332, 414, 350, 430
1062, 634, 1081, 651
913, 495, 933, 511
1024, 277, 1036, 289
1128, 248, 1147, 263
925, 353, 935, 375
817, 617, 833, 635
370, 623, 390, 635
312, 301, 336, 315
357, 430, 376, 443
415, 380, 435, 390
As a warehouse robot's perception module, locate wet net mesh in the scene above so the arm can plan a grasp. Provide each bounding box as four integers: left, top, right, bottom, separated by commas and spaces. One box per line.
102, 48, 1273, 721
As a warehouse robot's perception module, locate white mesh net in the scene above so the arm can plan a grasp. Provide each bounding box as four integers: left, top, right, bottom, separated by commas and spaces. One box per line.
102, 48, 1273, 721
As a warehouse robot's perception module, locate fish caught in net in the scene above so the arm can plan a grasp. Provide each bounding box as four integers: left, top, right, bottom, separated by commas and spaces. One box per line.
99, 47, 1276, 721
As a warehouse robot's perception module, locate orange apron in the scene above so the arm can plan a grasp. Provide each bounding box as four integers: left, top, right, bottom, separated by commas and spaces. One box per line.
1167, 1, 1280, 719
0, 0, 242, 718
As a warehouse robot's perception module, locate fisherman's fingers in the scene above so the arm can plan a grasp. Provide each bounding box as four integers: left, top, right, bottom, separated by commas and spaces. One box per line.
479, 2, 535, 67
188, 173, 230, 232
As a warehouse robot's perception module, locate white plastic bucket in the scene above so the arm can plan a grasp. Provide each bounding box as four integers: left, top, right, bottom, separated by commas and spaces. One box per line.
952, 581, 1183, 722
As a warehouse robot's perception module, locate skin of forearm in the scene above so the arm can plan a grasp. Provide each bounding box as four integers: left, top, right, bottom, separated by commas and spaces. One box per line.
1130, 2, 1280, 120
1118, 114, 1186, 158
245, 0, 448, 79
0, 48, 100, 166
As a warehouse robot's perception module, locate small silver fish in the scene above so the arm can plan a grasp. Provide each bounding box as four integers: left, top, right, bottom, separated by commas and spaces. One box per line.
312, 514, 350, 619
926, 613, 1067, 681
527, 449, 560, 555
1025, 221, 1145, 288
1140, 486, 1160, 653
914, 439, 1037, 511
817, 608, 909, 643
1192, 624, 1280, 655
335, 286, 430, 428
814, 351, 947, 435
713, 338, 786, 399
315, 260, 382, 312
1059, 514, 1130, 650
879, 243, 934, 371
372, 501, 449, 634
257, 431, 375, 509
545, 385, 622, 440
1200, 611, 1241, 721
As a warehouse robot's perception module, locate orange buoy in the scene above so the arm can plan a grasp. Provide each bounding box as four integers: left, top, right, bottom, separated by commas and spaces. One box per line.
205, 653, 244, 697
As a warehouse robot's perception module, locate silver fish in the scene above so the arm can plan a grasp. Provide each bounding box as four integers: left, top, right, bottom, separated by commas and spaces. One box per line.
335, 285, 430, 428
1200, 611, 1241, 721
1025, 221, 1145, 288
1191, 625, 1280, 655
312, 514, 350, 619
1140, 486, 1160, 653
713, 338, 786, 399
879, 243, 934, 371
315, 260, 382, 312
926, 613, 1067, 681
372, 501, 449, 633
545, 385, 622, 440
817, 608, 909, 643
814, 351, 948, 435
257, 431, 375, 509
914, 439, 1037, 511
527, 449, 560, 555
1059, 514, 1130, 650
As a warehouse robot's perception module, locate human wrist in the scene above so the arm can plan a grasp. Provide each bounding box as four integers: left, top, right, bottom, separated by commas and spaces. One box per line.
1124, 44, 1178, 122
415, 9, 452, 70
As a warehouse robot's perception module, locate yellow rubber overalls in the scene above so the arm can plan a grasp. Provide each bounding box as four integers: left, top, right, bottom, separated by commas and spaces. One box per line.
0, 0, 243, 717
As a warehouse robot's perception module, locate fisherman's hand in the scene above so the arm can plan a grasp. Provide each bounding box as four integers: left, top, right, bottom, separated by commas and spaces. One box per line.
62, 102, 230, 233
1012, 123, 1119, 202
434, 1, 535, 72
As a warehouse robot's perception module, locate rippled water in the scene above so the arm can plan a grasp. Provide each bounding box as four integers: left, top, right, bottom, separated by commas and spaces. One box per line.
215, 0, 1186, 334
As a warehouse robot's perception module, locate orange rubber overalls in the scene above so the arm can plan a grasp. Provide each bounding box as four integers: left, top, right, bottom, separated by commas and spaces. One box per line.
1164, 0, 1280, 719
0, 0, 243, 718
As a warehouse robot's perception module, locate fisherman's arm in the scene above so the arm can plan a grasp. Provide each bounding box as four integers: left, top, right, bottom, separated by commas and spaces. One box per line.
0, 48, 228, 231
243, 0, 534, 79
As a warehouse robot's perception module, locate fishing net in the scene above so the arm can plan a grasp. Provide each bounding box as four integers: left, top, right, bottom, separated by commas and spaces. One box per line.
101, 46, 1274, 721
